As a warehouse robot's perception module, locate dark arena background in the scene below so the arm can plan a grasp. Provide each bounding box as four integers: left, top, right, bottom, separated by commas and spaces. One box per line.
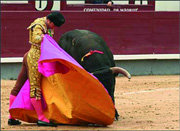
1, 0, 179, 130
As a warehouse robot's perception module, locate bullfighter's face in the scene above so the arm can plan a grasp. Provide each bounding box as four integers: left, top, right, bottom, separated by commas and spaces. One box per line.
46, 19, 55, 29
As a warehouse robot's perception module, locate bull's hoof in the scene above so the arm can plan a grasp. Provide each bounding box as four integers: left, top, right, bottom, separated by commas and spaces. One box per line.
115, 114, 119, 121
115, 109, 120, 121
115, 115, 119, 121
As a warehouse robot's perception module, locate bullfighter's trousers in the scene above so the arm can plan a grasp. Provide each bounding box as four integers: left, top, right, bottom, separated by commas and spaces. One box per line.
27, 45, 42, 100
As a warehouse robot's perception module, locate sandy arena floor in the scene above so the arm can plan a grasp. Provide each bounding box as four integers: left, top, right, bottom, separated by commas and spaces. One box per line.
1, 75, 179, 130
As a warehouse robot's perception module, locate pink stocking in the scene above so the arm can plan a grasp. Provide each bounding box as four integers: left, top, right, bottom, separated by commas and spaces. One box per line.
30, 98, 49, 123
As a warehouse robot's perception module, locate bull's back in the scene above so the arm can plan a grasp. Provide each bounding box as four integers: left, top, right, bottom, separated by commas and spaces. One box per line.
58, 29, 115, 72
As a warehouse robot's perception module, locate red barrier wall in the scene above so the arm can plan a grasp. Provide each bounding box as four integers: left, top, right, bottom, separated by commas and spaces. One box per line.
1, 11, 179, 57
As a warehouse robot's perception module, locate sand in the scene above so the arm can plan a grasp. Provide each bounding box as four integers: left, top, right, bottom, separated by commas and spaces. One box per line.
1, 75, 179, 130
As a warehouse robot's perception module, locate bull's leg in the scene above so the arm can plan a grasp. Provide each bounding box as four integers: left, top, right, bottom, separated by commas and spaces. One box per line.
92, 67, 131, 120
109, 76, 120, 121
93, 69, 119, 120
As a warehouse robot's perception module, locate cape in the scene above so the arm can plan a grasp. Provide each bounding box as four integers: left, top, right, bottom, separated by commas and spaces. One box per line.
9, 34, 115, 126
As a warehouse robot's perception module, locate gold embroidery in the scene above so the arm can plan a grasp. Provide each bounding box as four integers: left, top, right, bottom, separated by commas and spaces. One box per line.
28, 17, 47, 46
27, 46, 41, 99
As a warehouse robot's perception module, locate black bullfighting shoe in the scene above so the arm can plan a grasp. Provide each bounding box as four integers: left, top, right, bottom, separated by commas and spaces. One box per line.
8, 119, 21, 125
37, 120, 57, 127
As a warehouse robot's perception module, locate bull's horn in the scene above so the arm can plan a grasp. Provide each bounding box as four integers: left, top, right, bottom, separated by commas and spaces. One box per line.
110, 67, 131, 79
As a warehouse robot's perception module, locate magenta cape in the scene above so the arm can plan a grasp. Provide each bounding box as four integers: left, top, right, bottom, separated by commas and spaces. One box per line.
9, 34, 115, 125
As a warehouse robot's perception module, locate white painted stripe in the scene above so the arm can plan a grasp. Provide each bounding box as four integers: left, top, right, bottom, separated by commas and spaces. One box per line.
1, 1, 28, 4
123, 87, 179, 95
1, 54, 180, 63
1, 57, 23, 63
114, 54, 180, 60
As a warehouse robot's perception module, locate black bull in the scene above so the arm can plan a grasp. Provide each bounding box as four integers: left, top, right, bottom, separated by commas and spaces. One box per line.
58, 29, 131, 120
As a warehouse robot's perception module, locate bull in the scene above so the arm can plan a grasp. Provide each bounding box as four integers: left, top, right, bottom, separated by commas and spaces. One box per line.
58, 29, 131, 120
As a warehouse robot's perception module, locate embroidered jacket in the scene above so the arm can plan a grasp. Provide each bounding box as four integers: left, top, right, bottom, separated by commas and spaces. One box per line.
27, 17, 54, 46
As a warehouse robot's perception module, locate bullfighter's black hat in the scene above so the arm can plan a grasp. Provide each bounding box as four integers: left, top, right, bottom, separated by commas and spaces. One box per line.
47, 12, 65, 27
